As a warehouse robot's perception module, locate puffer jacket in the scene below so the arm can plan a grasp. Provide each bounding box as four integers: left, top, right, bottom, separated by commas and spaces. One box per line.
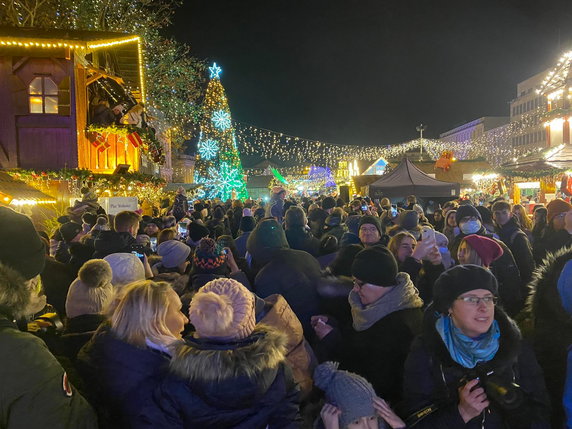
403, 305, 550, 428
137, 325, 301, 428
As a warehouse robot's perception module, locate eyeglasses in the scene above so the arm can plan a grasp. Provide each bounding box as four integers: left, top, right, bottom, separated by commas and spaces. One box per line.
457, 296, 498, 306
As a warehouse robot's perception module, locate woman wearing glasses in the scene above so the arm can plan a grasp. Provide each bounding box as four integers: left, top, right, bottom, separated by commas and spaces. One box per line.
402, 265, 550, 428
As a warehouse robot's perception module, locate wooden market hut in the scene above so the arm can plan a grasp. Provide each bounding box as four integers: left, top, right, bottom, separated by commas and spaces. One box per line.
0, 26, 148, 174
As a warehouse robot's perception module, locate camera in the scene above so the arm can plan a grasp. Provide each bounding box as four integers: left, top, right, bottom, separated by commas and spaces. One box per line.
459, 370, 523, 410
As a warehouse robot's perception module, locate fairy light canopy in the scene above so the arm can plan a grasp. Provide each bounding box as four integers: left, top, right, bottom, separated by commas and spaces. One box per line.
0, 26, 145, 102
537, 50, 572, 99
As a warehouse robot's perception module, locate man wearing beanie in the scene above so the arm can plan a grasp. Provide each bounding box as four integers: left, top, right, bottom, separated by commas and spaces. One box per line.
403, 265, 550, 428
234, 211, 256, 257
533, 198, 572, 262
313, 245, 423, 404
140, 278, 301, 427
0, 207, 97, 428
54, 221, 84, 263
358, 215, 388, 247
247, 219, 321, 337
450, 203, 524, 317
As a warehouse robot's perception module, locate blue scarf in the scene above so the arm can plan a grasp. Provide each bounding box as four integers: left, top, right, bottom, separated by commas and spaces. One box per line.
435, 314, 500, 368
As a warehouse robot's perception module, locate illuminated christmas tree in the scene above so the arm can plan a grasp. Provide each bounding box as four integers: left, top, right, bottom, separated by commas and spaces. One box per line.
195, 63, 248, 200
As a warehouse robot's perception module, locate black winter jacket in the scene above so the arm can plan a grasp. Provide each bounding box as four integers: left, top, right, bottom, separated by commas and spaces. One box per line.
93, 230, 140, 258
403, 306, 550, 428
399, 257, 445, 306
496, 217, 535, 292
527, 245, 572, 427
137, 325, 301, 428
285, 227, 320, 257
253, 248, 322, 338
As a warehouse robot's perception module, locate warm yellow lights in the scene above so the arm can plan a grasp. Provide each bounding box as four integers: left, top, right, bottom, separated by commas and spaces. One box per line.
472, 173, 498, 182
136, 37, 146, 103
10, 199, 56, 206
87, 36, 140, 50
544, 144, 565, 160
516, 182, 541, 189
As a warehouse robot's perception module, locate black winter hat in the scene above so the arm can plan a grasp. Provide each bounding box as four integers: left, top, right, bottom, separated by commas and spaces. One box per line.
358, 215, 382, 236
239, 215, 256, 232
0, 207, 45, 280
322, 197, 336, 210
188, 222, 210, 242
352, 246, 398, 287
455, 204, 482, 225
59, 222, 82, 243
433, 264, 498, 313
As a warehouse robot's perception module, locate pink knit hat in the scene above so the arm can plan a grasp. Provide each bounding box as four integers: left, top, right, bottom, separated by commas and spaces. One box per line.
189, 278, 255, 341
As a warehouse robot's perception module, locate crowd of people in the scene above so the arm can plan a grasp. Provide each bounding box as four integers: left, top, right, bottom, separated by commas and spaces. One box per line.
3, 185, 572, 428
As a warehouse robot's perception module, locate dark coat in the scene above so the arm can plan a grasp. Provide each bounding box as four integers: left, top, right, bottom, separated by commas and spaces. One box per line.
533, 227, 572, 265
399, 257, 445, 306
403, 306, 550, 428
527, 245, 572, 427
0, 317, 97, 428
40, 256, 76, 317
77, 325, 170, 428
172, 193, 188, 222
451, 228, 524, 317
93, 230, 139, 258
253, 248, 322, 337
234, 231, 251, 257
60, 314, 105, 361
137, 325, 301, 428
341, 307, 423, 405
496, 217, 535, 292
285, 227, 320, 257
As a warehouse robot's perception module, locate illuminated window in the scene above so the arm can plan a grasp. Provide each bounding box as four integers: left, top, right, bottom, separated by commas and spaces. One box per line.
29, 77, 58, 114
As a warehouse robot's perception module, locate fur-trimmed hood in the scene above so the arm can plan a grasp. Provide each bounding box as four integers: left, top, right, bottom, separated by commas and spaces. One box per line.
169, 324, 289, 409
422, 303, 522, 372
526, 245, 572, 335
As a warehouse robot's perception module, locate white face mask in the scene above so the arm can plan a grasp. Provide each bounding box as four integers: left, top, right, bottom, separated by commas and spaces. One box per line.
459, 220, 481, 235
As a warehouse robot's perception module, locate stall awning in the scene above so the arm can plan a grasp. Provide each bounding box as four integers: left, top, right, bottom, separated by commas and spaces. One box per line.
0, 171, 56, 206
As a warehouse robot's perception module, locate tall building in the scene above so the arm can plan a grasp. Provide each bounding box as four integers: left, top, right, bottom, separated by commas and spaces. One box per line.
509, 69, 549, 149
440, 116, 509, 145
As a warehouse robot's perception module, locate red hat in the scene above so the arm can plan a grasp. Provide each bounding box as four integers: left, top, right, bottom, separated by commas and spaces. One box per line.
547, 199, 572, 223
462, 235, 503, 267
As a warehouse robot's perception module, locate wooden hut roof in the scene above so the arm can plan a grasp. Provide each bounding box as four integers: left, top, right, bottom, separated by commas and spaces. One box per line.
0, 171, 56, 204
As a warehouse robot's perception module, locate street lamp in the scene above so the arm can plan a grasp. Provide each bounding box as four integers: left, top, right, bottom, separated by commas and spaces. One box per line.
416, 123, 426, 160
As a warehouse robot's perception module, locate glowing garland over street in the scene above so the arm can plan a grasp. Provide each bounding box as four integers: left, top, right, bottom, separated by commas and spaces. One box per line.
234, 107, 548, 167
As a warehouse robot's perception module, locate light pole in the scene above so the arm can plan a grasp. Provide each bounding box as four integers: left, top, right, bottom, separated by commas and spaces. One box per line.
416, 123, 426, 160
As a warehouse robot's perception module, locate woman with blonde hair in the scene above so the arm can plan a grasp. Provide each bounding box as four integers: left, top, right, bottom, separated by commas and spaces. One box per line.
78, 280, 188, 427
512, 203, 533, 239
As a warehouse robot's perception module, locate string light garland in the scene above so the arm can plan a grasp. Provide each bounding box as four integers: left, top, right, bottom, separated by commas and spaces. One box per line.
235, 107, 548, 167
194, 63, 248, 200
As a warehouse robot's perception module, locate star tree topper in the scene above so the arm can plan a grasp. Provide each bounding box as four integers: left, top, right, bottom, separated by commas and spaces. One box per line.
209, 62, 222, 79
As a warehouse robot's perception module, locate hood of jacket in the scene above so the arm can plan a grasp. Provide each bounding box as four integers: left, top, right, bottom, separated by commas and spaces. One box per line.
169, 324, 287, 408
94, 230, 136, 255
422, 303, 521, 372
526, 245, 572, 330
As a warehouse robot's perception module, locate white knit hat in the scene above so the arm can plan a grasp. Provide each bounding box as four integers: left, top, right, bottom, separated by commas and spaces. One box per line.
104, 253, 145, 287
66, 259, 114, 318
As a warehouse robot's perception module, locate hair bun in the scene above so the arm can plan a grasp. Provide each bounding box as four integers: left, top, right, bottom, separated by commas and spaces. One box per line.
313, 361, 339, 391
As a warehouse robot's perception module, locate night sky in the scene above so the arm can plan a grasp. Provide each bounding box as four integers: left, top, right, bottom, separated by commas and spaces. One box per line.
169, 0, 572, 146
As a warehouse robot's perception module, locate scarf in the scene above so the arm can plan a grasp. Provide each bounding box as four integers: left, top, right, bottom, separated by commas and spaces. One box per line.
349, 272, 423, 331
435, 314, 500, 368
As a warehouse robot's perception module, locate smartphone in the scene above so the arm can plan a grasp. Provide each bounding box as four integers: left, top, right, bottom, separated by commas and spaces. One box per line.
131, 250, 145, 265
390, 204, 398, 217
150, 237, 157, 252
177, 222, 188, 237
361, 205, 368, 211
421, 226, 436, 248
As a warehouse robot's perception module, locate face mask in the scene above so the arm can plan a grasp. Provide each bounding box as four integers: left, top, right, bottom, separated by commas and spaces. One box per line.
459, 220, 481, 235
453, 226, 460, 236
438, 246, 449, 254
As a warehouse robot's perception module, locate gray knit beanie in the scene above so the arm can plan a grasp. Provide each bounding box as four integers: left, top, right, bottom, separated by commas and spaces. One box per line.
314, 362, 377, 428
